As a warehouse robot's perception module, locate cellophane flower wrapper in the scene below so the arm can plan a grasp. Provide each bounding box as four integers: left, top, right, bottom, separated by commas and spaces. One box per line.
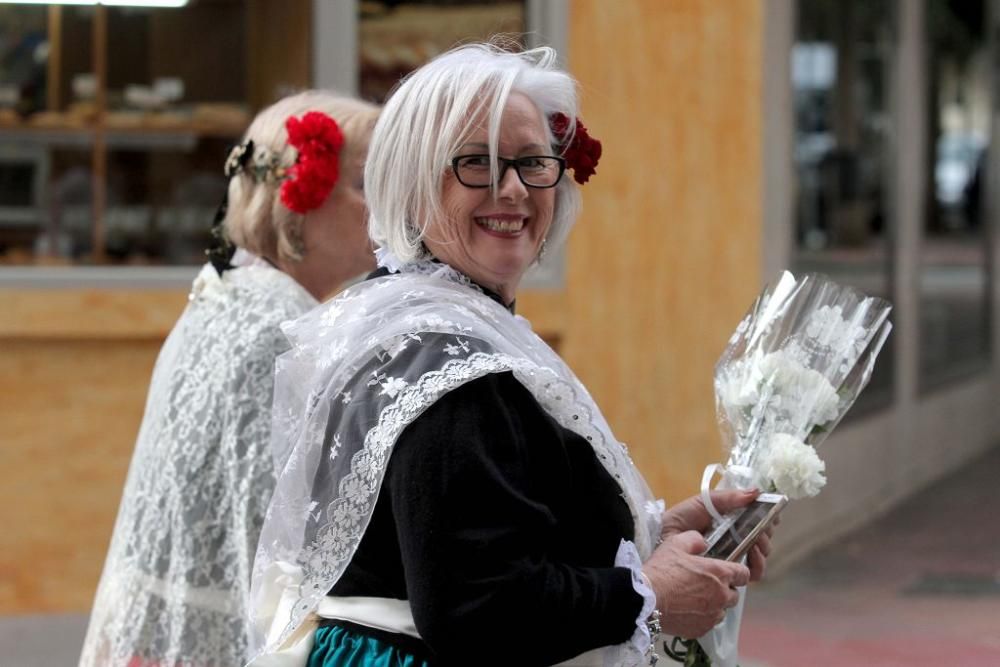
684, 272, 892, 667
713, 271, 893, 497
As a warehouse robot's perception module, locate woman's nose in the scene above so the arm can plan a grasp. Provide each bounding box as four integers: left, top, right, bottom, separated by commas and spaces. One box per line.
496, 163, 528, 201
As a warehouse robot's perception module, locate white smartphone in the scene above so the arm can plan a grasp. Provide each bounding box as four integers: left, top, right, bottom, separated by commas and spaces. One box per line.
702, 493, 787, 562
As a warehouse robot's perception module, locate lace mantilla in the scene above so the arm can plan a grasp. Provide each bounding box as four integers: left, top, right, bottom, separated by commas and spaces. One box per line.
250, 262, 661, 662
79, 263, 317, 667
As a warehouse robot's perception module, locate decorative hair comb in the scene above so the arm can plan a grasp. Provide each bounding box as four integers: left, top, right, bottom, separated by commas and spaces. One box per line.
222, 111, 344, 214
207, 111, 345, 273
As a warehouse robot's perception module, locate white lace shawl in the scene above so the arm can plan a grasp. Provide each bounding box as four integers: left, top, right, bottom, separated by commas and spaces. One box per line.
79, 262, 317, 667
249, 259, 662, 662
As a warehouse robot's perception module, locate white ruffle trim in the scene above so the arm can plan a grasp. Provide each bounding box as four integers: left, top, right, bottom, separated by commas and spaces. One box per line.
189, 250, 281, 302
232, 247, 270, 268
189, 263, 226, 301
603, 539, 656, 667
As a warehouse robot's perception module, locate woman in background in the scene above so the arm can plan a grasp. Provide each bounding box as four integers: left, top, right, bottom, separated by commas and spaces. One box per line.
79, 90, 380, 667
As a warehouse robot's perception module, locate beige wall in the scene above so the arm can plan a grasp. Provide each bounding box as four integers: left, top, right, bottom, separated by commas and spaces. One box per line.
559, 0, 763, 500
0, 290, 187, 613
0, 1, 764, 614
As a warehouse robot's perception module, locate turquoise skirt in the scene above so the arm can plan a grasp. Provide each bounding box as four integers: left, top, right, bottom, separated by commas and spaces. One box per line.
307, 625, 431, 667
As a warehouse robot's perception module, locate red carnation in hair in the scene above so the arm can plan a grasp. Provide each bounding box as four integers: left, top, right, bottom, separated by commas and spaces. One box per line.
550, 112, 602, 185
280, 111, 345, 214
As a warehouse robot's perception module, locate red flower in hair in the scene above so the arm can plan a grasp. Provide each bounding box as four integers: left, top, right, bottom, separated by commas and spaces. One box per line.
550, 112, 602, 185
280, 111, 345, 214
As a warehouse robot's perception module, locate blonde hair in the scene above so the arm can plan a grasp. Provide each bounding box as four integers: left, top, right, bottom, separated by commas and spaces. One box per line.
365, 42, 582, 263
224, 90, 380, 262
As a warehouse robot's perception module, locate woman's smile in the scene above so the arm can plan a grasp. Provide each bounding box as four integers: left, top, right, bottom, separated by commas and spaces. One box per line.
474, 213, 528, 236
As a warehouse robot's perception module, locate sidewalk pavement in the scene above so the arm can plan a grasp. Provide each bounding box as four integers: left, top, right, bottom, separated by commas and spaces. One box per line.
738, 444, 1000, 667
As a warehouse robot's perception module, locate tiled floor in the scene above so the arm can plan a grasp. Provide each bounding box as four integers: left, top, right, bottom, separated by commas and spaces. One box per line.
3, 446, 998, 666
0, 613, 87, 667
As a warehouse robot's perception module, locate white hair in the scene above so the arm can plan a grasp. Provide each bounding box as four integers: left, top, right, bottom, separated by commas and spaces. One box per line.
365, 42, 582, 263
225, 90, 380, 262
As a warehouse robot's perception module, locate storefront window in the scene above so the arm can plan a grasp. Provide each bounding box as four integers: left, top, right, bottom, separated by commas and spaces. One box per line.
920, 0, 992, 388
0, 1, 309, 267
792, 0, 896, 408
359, 0, 526, 103
0, 0, 545, 271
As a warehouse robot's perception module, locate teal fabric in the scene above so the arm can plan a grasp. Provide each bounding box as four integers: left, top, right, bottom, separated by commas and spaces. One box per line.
307, 625, 430, 667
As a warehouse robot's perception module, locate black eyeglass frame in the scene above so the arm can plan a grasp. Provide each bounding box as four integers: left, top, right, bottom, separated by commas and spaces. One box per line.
450, 154, 567, 189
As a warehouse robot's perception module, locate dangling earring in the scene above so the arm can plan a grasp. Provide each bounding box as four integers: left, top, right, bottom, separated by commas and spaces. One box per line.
537, 238, 547, 263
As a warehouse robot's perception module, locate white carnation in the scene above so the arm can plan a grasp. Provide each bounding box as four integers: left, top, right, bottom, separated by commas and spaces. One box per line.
716, 359, 760, 408
757, 351, 841, 425
760, 433, 827, 499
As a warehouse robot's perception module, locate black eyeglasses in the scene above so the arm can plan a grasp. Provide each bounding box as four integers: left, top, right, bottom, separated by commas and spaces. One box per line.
450, 154, 566, 189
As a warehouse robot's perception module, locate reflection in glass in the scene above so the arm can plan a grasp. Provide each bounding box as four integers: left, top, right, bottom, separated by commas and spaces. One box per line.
359, 0, 526, 103
0, 5, 48, 117
792, 0, 895, 408
0, 4, 51, 264
920, 0, 992, 387
0, 2, 303, 267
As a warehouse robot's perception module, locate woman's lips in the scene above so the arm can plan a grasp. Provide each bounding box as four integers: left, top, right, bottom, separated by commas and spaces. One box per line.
475, 216, 527, 234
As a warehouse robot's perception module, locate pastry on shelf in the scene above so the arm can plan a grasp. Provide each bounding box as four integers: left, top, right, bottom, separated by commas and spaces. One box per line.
105, 111, 145, 129
67, 101, 99, 123
192, 103, 250, 136
144, 111, 191, 130
28, 111, 86, 129
0, 108, 21, 127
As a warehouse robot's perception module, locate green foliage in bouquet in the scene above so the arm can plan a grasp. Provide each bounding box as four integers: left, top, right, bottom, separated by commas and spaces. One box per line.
663, 637, 715, 666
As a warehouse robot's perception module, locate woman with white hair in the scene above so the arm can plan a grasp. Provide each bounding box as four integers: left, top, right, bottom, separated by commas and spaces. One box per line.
250, 44, 770, 667
79, 90, 380, 667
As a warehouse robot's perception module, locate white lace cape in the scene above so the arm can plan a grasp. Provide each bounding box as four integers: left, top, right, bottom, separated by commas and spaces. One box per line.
249, 260, 662, 662
79, 262, 317, 667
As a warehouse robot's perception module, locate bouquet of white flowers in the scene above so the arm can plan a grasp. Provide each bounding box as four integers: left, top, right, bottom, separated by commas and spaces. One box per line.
713, 271, 892, 498
668, 271, 892, 667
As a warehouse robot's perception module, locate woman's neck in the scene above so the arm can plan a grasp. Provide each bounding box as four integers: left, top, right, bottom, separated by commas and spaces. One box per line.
277, 255, 362, 302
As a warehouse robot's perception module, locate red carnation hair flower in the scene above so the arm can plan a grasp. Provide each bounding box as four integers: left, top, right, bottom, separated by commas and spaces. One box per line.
280, 111, 345, 214
550, 112, 602, 185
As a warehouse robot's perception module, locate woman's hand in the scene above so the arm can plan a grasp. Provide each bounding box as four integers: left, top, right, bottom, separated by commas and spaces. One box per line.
659, 489, 775, 582
642, 531, 750, 639
660, 489, 759, 537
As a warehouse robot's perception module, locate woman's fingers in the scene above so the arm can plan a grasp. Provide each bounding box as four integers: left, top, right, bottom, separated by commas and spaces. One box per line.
753, 530, 772, 558
720, 560, 751, 588
706, 488, 760, 515
748, 544, 767, 581
671, 529, 710, 555
650, 534, 751, 638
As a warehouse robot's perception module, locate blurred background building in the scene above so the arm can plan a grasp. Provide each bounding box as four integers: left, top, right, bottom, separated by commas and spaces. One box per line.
0, 0, 996, 663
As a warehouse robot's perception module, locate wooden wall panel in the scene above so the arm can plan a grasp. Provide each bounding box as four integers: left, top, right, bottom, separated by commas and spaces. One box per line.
0, 338, 164, 612
0, 289, 187, 339
0, 289, 185, 612
548, 0, 764, 502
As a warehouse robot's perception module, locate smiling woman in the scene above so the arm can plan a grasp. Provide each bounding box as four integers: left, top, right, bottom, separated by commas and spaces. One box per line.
247, 42, 768, 667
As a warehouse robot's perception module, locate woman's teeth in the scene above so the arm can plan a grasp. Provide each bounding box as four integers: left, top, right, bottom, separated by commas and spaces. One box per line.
476, 217, 525, 233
